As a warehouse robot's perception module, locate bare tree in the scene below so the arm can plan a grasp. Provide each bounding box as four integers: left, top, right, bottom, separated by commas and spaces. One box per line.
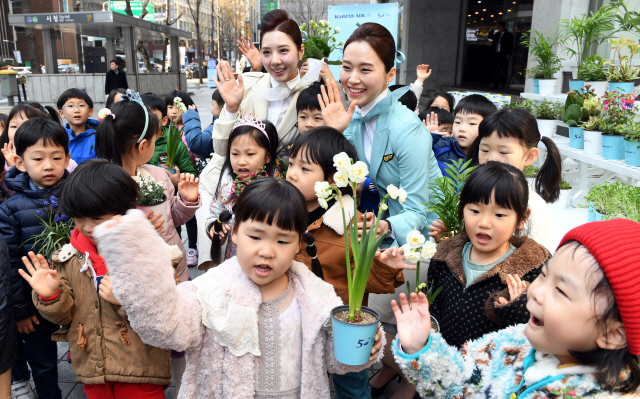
187, 0, 205, 83
124, 0, 154, 72
161, 0, 184, 72
280, 0, 325, 26
22, 0, 41, 73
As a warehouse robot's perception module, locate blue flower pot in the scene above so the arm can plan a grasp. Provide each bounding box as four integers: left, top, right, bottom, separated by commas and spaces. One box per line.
602, 135, 625, 160
588, 202, 596, 222
608, 81, 635, 94
331, 305, 380, 366
569, 80, 585, 92
569, 127, 584, 149
163, 166, 177, 174
595, 211, 607, 221
533, 79, 539, 94
625, 139, 640, 166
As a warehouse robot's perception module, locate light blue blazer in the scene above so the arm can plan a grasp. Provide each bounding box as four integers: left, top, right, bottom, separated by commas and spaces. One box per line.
344, 89, 442, 246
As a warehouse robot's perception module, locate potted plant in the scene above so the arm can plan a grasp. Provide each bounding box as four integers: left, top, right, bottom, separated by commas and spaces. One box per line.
559, 5, 616, 80
21, 196, 74, 261
624, 120, 640, 166
584, 181, 626, 221
523, 165, 539, 187
521, 30, 564, 95
299, 20, 344, 66
550, 179, 572, 210
524, 66, 544, 94
162, 119, 183, 174
136, 174, 168, 219
314, 153, 395, 365
605, 37, 640, 93
562, 90, 590, 148
578, 56, 608, 96
581, 93, 603, 154
600, 90, 635, 159
533, 100, 563, 137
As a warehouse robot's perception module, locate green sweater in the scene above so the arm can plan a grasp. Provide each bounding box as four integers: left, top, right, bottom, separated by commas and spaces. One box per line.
149, 135, 197, 175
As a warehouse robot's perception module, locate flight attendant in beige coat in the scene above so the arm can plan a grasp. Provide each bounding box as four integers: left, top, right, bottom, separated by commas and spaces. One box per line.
196, 9, 321, 270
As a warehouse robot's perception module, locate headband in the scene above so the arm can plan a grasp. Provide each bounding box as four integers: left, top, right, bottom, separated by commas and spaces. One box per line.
123, 89, 149, 143
233, 114, 269, 142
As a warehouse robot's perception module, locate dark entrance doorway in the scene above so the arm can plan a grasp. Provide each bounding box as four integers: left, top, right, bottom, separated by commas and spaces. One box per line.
460, 0, 533, 93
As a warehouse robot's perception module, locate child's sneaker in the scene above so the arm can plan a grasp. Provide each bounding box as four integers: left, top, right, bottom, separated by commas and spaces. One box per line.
11, 380, 37, 399
187, 248, 198, 267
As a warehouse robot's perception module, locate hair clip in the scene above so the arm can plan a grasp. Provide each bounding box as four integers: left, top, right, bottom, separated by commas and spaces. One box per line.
97, 108, 114, 121
234, 113, 269, 142
124, 89, 149, 143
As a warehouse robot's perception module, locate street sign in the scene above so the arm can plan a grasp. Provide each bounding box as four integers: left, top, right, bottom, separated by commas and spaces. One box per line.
110, 1, 154, 22
267, 1, 277, 11
207, 59, 217, 88
25, 13, 94, 24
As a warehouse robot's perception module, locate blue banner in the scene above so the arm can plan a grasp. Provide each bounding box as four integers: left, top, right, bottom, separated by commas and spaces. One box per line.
327, 3, 400, 84
207, 59, 217, 88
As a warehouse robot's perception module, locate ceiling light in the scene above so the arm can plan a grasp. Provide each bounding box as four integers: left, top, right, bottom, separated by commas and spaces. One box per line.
468, 14, 471, 17
481, 18, 484, 20
491, 15, 494, 17
475, 11, 479, 14
507, 9, 512, 12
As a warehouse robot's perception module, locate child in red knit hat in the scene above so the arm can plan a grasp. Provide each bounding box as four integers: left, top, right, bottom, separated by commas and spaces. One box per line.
392, 218, 640, 398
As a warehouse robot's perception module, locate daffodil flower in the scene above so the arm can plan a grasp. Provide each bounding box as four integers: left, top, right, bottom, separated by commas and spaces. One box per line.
348, 161, 368, 183
314, 181, 332, 199
334, 170, 349, 188
406, 230, 426, 249
387, 184, 400, 199
333, 152, 351, 173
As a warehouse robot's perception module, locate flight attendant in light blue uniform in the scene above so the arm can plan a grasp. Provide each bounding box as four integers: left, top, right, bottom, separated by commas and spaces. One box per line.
319, 22, 442, 399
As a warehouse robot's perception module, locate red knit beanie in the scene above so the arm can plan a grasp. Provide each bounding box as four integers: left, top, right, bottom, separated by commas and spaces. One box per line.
558, 219, 640, 355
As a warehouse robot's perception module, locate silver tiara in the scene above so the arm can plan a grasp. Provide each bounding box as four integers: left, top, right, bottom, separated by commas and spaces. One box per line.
124, 89, 149, 143
233, 113, 268, 142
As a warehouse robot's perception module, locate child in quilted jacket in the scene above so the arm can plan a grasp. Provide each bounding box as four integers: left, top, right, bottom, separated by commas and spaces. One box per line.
92, 178, 391, 399
393, 218, 640, 399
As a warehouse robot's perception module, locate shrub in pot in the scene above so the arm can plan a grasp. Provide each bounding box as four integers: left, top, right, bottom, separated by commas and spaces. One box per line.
562, 91, 590, 148
521, 30, 563, 95
533, 100, 562, 137
578, 56, 608, 96
605, 37, 640, 94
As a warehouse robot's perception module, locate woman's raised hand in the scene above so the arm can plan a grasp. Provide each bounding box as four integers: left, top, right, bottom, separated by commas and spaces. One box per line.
19, 252, 60, 299
238, 37, 262, 72
392, 292, 432, 355
318, 80, 356, 133
210, 61, 245, 114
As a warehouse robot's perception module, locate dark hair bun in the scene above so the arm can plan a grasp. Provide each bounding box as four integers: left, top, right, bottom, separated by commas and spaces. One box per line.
260, 9, 302, 49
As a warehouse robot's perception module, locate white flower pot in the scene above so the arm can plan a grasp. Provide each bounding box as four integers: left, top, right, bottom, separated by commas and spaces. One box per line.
549, 189, 571, 210
536, 119, 558, 138
138, 197, 168, 219
306, 58, 323, 67
583, 130, 603, 155
538, 79, 557, 95
585, 81, 607, 97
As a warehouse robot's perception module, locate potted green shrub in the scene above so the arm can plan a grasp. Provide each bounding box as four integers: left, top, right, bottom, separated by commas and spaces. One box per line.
550, 179, 572, 210
559, 5, 615, 82
578, 56, 608, 96
533, 100, 563, 138
600, 90, 636, 159
562, 91, 590, 149
524, 66, 545, 94
521, 30, 563, 95
623, 120, 640, 166
605, 37, 640, 93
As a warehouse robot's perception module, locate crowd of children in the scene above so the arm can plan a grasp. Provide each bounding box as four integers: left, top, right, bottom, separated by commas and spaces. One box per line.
0, 8, 638, 399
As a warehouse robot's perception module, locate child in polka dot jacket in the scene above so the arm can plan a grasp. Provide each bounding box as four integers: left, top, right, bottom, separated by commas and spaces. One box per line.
425, 162, 549, 349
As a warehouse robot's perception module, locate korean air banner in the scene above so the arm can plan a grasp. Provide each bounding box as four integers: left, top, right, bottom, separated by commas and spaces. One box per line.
327, 3, 400, 84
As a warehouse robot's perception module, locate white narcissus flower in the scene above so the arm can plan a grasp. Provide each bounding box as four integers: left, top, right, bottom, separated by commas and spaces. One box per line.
174, 96, 183, 104
403, 245, 421, 263
349, 161, 368, 183
406, 230, 426, 249
333, 152, 351, 173
387, 184, 400, 199
380, 203, 388, 211
398, 188, 407, 205
421, 240, 437, 261
318, 197, 329, 209
314, 181, 331, 199
334, 170, 349, 188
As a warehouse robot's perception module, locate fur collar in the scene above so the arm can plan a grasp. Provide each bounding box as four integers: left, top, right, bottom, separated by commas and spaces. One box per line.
192, 257, 342, 357
432, 233, 550, 286
321, 195, 355, 236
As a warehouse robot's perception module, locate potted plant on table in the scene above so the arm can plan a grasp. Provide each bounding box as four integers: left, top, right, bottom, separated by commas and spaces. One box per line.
521, 30, 564, 96
605, 37, 640, 94
600, 90, 636, 159
533, 99, 563, 137
524, 66, 545, 94
623, 120, 640, 166
562, 90, 590, 148
559, 5, 616, 83
136, 174, 168, 220
578, 56, 609, 96
314, 153, 396, 366
299, 20, 344, 66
